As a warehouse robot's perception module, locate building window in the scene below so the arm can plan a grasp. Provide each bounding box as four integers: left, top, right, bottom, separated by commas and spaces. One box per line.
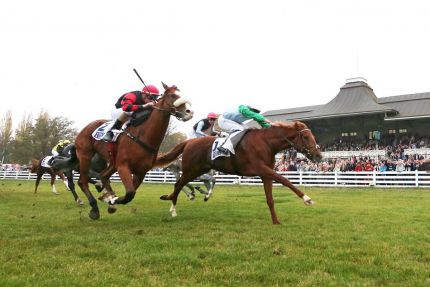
341, 132, 349, 137
399, 129, 407, 133
350, 132, 357, 136
388, 129, 396, 134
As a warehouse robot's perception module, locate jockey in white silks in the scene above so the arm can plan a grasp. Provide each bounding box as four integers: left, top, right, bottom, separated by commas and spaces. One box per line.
189, 112, 219, 138
217, 105, 278, 153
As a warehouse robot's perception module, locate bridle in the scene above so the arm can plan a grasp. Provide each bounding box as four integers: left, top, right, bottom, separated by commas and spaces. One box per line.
277, 127, 320, 156
150, 94, 189, 120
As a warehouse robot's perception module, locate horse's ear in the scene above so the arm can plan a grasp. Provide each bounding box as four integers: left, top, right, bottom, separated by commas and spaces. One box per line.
161, 81, 169, 91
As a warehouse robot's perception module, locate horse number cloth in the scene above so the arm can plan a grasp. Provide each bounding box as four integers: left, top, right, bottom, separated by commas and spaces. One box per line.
40, 156, 53, 168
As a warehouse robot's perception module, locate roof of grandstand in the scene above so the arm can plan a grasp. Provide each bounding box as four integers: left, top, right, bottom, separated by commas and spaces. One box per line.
264, 78, 430, 122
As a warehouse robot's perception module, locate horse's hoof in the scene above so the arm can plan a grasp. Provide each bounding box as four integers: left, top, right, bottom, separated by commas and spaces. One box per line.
160, 195, 169, 200
107, 205, 117, 214
76, 199, 84, 206
89, 210, 100, 220
204, 197, 209, 202
304, 199, 315, 206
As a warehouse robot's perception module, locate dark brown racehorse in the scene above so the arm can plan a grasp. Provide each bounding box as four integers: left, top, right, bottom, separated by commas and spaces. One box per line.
29, 158, 82, 203
74, 82, 193, 220
154, 121, 322, 224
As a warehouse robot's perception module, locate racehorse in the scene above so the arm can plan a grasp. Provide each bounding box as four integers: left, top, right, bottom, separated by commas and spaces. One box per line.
51, 144, 108, 205
29, 157, 79, 200
164, 159, 216, 201
154, 121, 322, 224
72, 82, 193, 220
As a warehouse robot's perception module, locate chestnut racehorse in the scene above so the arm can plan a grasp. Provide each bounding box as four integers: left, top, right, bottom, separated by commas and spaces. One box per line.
30, 158, 70, 195
74, 82, 193, 220
155, 121, 322, 224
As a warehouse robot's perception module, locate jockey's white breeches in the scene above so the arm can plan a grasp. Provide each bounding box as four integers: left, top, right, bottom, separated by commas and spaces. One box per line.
52, 151, 60, 157
218, 115, 245, 133
111, 108, 133, 121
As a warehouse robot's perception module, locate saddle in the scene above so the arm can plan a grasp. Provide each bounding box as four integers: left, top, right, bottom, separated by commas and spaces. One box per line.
92, 109, 152, 142
40, 156, 53, 168
211, 130, 249, 160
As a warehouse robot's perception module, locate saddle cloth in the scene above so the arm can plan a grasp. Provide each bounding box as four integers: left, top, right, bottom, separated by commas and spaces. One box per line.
92, 121, 129, 141
211, 130, 243, 160
41, 156, 53, 168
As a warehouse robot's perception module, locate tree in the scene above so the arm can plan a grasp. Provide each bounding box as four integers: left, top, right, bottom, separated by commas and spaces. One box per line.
0, 110, 13, 163
31, 110, 78, 158
159, 118, 187, 153
9, 113, 34, 164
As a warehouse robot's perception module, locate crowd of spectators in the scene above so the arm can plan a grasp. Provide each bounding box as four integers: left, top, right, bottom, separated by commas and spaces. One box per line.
275, 133, 430, 173
0, 163, 27, 172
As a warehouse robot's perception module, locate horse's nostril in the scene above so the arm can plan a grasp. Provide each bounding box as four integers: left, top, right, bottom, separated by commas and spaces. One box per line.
186, 109, 191, 113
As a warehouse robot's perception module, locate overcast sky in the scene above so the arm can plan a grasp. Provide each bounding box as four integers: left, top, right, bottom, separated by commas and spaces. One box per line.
1, 0, 430, 134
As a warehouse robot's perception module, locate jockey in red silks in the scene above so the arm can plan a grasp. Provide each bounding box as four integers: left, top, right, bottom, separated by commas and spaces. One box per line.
189, 112, 219, 138
103, 85, 160, 141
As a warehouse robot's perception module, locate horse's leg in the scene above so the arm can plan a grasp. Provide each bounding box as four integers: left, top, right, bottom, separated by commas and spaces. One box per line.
65, 170, 83, 205
260, 166, 314, 205
99, 165, 117, 194
34, 170, 44, 194
97, 165, 118, 204
49, 170, 59, 195
109, 165, 136, 206
59, 172, 70, 190
262, 178, 281, 225
160, 173, 199, 217
77, 154, 100, 220
183, 184, 196, 200
203, 176, 216, 202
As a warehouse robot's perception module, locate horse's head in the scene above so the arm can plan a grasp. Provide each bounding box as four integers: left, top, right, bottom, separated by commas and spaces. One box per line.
278, 121, 322, 162
154, 82, 194, 122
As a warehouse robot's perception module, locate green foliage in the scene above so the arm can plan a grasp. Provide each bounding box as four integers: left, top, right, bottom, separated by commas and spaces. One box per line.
1, 110, 78, 164
0, 182, 429, 286
159, 131, 187, 153
0, 110, 13, 163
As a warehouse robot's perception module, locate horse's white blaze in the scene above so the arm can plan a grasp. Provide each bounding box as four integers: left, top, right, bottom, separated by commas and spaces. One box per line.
51, 185, 59, 195
170, 204, 177, 217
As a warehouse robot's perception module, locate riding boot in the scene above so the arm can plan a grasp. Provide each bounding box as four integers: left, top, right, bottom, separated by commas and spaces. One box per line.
103, 119, 123, 142
230, 130, 247, 149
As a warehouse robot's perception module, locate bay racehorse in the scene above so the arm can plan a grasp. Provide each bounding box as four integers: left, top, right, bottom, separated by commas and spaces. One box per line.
74, 82, 193, 219
30, 157, 70, 195
164, 159, 216, 201
154, 121, 322, 224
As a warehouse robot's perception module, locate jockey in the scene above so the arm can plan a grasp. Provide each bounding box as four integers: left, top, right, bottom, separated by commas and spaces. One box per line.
103, 85, 159, 141
52, 139, 72, 157
190, 112, 219, 138
47, 139, 71, 165
217, 105, 277, 153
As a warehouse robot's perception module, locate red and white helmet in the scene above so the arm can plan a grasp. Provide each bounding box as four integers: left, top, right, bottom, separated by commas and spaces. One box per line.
142, 84, 160, 95
207, 112, 218, 119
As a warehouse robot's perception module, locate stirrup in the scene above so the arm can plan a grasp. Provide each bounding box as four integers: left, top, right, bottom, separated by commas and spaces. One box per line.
217, 146, 229, 154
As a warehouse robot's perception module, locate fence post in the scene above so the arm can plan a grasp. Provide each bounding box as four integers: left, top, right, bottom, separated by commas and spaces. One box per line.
373, 169, 376, 186
415, 169, 419, 187
334, 171, 338, 186
299, 171, 303, 185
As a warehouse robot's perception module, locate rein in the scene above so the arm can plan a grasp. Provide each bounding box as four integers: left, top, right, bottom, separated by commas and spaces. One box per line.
276, 127, 317, 153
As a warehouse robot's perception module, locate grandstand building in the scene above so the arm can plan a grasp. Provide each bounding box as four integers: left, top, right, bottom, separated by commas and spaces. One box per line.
263, 77, 430, 158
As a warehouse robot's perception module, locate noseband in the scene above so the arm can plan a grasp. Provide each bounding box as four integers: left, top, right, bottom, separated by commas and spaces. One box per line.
151, 97, 188, 120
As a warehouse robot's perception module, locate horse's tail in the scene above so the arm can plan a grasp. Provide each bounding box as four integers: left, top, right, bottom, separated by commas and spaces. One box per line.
30, 159, 39, 173
52, 145, 78, 171
153, 141, 189, 169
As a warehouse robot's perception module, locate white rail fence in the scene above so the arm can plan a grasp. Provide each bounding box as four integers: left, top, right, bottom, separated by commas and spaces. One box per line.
1, 170, 430, 188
